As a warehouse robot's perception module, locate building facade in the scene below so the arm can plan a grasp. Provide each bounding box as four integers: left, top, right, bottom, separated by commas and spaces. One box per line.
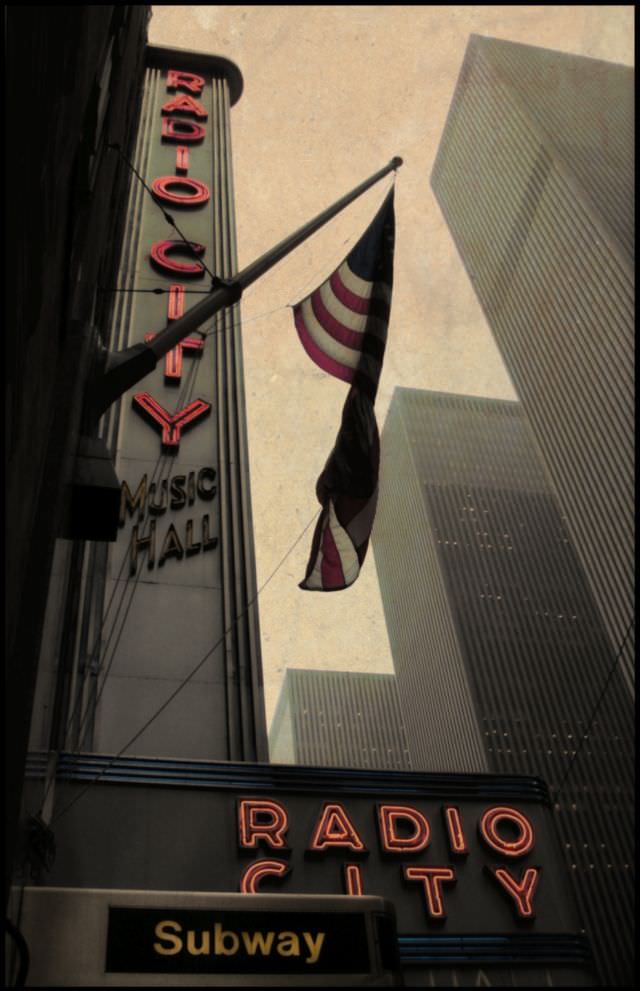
372, 387, 634, 985
24, 45, 268, 770
6, 24, 605, 987
430, 35, 634, 695
269, 668, 412, 770
6, 2, 151, 912
7, 35, 269, 986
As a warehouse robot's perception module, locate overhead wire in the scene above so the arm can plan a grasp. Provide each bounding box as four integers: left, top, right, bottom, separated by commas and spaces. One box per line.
36, 345, 205, 819
50, 506, 321, 827
553, 613, 635, 801
108, 143, 219, 288
72, 359, 205, 751
40, 166, 395, 820
36, 145, 224, 815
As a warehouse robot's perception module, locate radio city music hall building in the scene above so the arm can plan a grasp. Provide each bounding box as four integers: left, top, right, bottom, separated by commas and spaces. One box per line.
8, 26, 596, 989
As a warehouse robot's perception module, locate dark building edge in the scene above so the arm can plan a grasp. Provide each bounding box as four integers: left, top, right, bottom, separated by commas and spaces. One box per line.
5, 7, 152, 911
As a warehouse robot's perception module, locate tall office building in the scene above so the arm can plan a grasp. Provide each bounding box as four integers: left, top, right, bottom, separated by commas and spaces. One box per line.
372, 387, 634, 986
269, 668, 412, 770
430, 36, 634, 694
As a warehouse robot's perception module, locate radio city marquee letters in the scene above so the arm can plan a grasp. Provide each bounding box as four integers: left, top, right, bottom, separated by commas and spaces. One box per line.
121, 69, 219, 575
235, 798, 541, 923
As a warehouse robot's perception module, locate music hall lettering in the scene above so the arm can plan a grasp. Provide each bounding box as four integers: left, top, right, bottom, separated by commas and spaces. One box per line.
119, 468, 218, 575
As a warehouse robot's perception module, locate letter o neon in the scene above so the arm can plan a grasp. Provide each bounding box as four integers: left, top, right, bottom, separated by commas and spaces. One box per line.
151, 176, 210, 206
479, 806, 535, 857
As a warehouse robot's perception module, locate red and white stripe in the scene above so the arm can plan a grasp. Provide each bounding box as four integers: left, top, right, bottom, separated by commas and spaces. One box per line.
294, 258, 389, 389
300, 485, 378, 592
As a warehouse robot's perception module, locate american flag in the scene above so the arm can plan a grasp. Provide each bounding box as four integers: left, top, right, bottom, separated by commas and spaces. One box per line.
293, 188, 395, 591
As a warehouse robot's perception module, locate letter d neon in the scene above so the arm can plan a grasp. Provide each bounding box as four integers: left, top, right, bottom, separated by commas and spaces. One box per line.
214, 923, 239, 955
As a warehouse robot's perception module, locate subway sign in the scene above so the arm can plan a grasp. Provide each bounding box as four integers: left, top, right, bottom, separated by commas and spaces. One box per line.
105, 898, 398, 978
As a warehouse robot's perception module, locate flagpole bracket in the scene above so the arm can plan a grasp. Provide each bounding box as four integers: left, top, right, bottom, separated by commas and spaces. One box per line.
86, 341, 158, 425
209, 275, 243, 304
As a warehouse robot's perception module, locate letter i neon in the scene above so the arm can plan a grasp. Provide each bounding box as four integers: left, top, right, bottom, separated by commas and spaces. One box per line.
176, 146, 190, 173
344, 864, 363, 896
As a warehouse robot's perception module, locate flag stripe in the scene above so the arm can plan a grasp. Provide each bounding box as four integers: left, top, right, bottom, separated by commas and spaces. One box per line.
296, 297, 383, 384
300, 500, 364, 592
330, 269, 371, 314
327, 501, 361, 585
335, 259, 375, 300
320, 520, 346, 589
318, 282, 368, 333
311, 290, 366, 351
318, 281, 389, 342
294, 307, 355, 383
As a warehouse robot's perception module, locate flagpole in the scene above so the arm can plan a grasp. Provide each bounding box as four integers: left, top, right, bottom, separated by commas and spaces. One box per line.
88, 157, 402, 420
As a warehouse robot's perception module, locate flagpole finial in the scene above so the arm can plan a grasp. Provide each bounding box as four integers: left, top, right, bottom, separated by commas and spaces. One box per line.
391, 156, 403, 169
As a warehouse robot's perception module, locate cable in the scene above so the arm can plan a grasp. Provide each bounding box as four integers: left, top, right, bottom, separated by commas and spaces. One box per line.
108, 142, 219, 287
37, 343, 205, 817
65, 356, 204, 753
40, 175, 397, 816
50, 507, 321, 826
285, 176, 396, 307
553, 613, 635, 801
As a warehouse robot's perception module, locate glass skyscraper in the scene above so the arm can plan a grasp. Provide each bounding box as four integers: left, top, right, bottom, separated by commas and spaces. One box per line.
373, 387, 633, 986
430, 35, 634, 697
270, 668, 412, 770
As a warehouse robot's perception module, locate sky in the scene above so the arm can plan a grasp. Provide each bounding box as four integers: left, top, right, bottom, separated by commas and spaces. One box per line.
148, 6, 634, 729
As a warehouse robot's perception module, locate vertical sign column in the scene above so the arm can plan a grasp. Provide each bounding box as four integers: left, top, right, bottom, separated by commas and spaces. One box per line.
99, 51, 267, 764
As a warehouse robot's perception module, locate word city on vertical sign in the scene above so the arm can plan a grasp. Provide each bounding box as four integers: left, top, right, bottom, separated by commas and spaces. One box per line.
122, 70, 218, 576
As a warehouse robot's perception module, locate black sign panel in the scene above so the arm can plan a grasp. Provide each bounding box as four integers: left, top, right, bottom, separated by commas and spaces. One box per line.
106, 907, 371, 975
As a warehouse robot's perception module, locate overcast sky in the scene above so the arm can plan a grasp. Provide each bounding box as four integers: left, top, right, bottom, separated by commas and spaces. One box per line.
148, 6, 634, 728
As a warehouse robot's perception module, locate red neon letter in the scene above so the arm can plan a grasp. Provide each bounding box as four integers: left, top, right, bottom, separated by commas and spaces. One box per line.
404, 867, 456, 919
167, 69, 205, 94
175, 146, 190, 174
132, 394, 211, 449
162, 118, 206, 143
144, 334, 204, 381
308, 803, 367, 852
162, 94, 208, 119
378, 805, 430, 853
443, 806, 469, 855
240, 859, 289, 894
488, 866, 540, 920
479, 806, 535, 858
145, 283, 205, 378
150, 240, 206, 277
238, 799, 289, 850
167, 284, 185, 321
343, 864, 364, 896
151, 176, 210, 207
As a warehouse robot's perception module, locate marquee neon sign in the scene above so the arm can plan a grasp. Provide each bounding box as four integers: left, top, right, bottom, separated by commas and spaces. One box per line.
235, 799, 541, 922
